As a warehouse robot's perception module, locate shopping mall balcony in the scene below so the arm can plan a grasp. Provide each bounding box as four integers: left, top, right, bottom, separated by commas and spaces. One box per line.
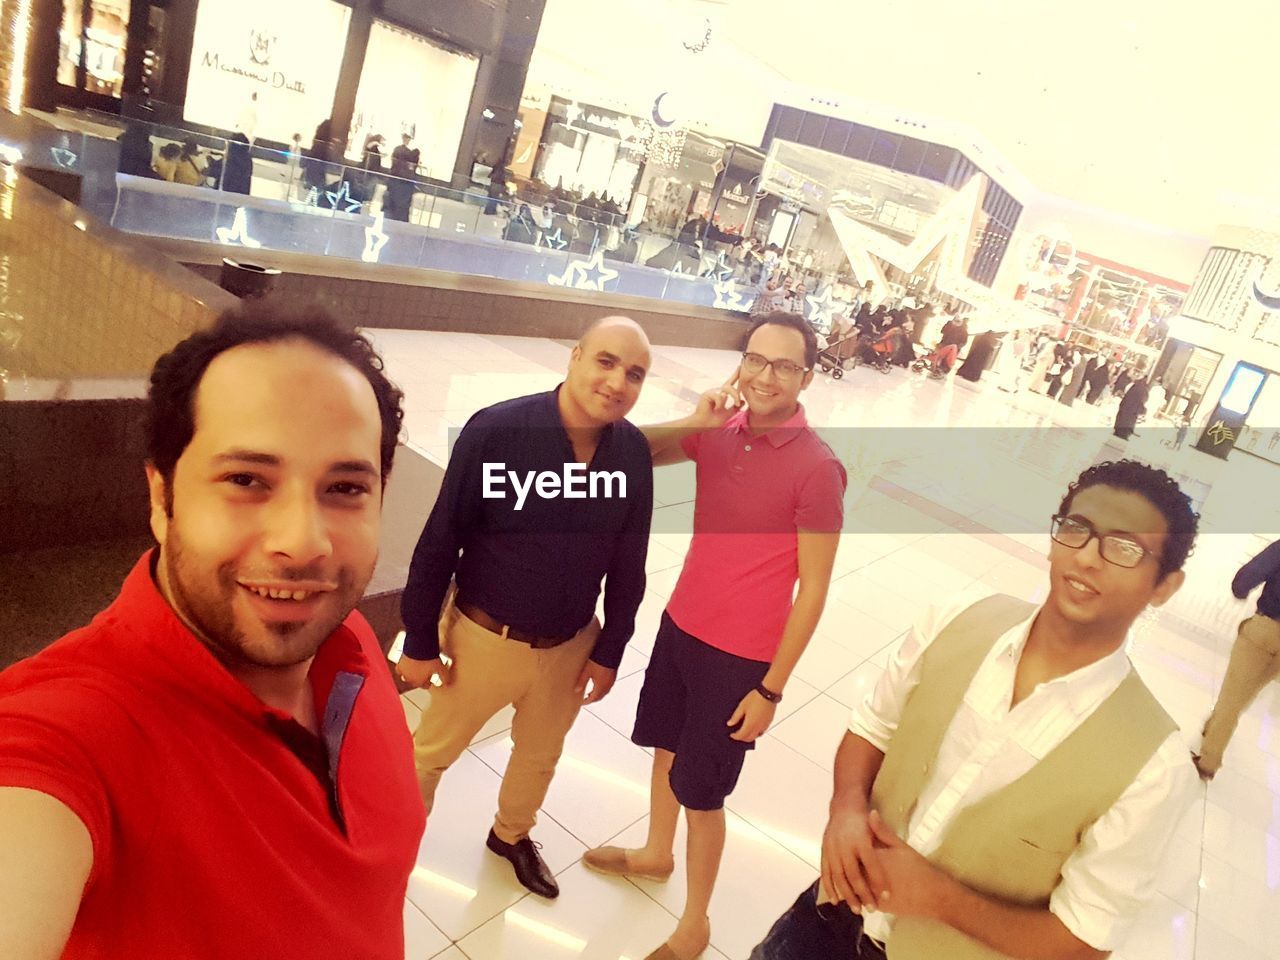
9, 108, 773, 330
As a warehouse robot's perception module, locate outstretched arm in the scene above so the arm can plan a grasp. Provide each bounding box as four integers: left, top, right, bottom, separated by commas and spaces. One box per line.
641, 370, 742, 466
0, 787, 92, 960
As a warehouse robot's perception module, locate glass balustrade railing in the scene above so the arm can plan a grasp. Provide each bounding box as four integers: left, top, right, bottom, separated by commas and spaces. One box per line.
4, 110, 777, 318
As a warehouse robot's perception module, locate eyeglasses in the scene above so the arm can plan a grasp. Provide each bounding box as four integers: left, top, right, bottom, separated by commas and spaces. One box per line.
1049, 515, 1154, 568
741, 352, 809, 381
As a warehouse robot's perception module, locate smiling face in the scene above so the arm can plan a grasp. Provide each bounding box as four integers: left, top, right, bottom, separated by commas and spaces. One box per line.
1045, 484, 1184, 638
740, 322, 813, 422
563, 318, 651, 427
147, 339, 383, 670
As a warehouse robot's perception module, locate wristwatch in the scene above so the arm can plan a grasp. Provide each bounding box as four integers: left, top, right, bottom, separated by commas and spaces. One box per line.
755, 682, 783, 704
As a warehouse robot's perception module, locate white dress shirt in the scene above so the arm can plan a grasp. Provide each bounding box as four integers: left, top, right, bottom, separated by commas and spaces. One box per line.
849, 594, 1197, 951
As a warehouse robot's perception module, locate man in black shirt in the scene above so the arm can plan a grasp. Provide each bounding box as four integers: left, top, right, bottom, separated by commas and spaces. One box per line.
397, 316, 654, 897
1196, 538, 1280, 778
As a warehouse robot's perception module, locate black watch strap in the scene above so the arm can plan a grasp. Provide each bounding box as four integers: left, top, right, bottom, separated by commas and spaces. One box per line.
755, 682, 783, 704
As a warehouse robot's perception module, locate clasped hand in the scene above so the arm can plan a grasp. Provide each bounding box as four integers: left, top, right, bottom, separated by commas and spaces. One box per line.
821, 806, 944, 919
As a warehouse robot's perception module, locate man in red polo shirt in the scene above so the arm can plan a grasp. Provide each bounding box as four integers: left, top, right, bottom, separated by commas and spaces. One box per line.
584, 311, 847, 960
0, 302, 425, 959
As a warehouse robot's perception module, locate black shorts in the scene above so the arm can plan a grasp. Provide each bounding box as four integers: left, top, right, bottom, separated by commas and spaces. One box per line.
632, 611, 770, 811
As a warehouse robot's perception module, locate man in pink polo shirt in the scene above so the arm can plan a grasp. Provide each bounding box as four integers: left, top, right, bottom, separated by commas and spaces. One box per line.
583, 311, 847, 960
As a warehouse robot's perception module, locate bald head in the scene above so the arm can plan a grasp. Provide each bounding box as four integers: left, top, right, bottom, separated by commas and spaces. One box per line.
563, 315, 651, 426
579, 315, 650, 354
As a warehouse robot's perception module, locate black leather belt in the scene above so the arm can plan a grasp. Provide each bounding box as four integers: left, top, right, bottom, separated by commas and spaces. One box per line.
456, 601, 575, 649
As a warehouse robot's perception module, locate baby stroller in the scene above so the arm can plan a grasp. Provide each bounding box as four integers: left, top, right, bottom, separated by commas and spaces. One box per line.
816, 329, 861, 379
856, 333, 896, 374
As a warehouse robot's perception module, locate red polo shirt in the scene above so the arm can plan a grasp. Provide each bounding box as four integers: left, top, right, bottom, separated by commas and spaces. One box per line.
0, 552, 425, 959
667, 405, 846, 662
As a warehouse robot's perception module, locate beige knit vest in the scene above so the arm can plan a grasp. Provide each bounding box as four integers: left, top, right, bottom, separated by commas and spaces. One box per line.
869, 594, 1176, 960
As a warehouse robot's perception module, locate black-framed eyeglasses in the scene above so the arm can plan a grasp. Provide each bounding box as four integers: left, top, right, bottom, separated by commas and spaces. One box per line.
1049, 515, 1154, 569
741, 351, 810, 381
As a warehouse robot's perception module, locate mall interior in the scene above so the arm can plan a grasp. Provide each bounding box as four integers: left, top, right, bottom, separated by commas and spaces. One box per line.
1, 1, 1279, 958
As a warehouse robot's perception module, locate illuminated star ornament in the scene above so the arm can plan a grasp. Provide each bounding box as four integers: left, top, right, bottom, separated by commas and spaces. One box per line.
325, 180, 362, 213
703, 250, 734, 282
50, 147, 78, 169
362, 212, 389, 263
546, 250, 619, 292
712, 277, 750, 311
215, 207, 262, 248
539, 228, 568, 251
805, 286, 848, 328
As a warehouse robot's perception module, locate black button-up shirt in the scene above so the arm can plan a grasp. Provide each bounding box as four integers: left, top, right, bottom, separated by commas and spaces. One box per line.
1233, 539, 1280, 620
401, 388, 652, 669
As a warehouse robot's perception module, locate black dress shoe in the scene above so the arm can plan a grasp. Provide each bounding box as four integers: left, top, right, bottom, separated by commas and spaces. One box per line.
486, 828, 560, 898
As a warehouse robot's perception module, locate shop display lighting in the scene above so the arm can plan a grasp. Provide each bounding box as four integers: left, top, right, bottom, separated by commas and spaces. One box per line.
3, 0, 32, 114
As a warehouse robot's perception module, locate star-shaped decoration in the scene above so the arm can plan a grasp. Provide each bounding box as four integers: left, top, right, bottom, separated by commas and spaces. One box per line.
325, 180, 362, 213
667, 260, 689, 277
50, 147, 78, 169
712, 278, 750, 311
362, 212, 389, 263
546, 250, 620, 292
704, 250, 734, 283
215, 207, 262, 248
804, 286, 848, 328
539, 228, 568, 250
296, 186, 321, 207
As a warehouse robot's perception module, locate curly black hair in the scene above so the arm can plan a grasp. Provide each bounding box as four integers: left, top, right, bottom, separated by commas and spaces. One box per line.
1058, 460, 1199, 580
145, 299, 404, 509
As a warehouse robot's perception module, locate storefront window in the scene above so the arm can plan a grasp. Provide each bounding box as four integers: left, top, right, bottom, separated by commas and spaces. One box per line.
533, 98, 646, 207
182, 0, 351, 145
58, 0, 130, 98
347, 21, 479, 182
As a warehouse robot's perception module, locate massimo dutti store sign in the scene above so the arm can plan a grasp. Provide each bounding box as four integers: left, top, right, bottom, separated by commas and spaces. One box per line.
183, 0, 352, 144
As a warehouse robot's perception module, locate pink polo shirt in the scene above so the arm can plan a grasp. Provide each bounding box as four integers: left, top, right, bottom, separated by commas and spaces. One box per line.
666, 405, 846, 663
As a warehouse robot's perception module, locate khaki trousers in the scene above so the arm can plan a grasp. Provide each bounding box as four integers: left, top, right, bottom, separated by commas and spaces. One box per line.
1200, 614, 1280, 774
412, 595, 599, 843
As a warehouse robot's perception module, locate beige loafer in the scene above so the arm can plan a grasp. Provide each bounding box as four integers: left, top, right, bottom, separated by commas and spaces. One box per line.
582, 845, 674, 882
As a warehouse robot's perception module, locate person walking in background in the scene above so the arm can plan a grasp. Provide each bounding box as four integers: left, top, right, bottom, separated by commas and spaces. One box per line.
152, 142, 181, 181
220, 132, 253, 195
1028, 337, 1057, 394
1086, 357, 1111, 405
1113, 376, 1150, 440
384, 134, 420, 222
117, 123, 159, 178
1194, 539, 1280, 779
173, 138, 206, 186
356, 134, 385, 205
303, 119, 334, 193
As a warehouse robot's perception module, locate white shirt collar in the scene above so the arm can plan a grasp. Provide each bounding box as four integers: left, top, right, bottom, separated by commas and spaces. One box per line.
992, 605, 1134, 714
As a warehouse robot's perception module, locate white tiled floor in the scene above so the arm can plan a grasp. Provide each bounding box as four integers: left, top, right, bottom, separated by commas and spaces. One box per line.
367, 328, 1280, 960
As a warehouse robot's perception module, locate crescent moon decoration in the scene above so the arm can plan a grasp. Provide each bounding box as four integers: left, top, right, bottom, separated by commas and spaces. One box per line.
682, 19, 713, 53
652, 92, 675, 129
1253, 280, 1280, 312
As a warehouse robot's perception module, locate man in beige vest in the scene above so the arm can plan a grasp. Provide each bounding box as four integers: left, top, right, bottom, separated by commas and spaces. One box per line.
750, 459, 1200, 960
